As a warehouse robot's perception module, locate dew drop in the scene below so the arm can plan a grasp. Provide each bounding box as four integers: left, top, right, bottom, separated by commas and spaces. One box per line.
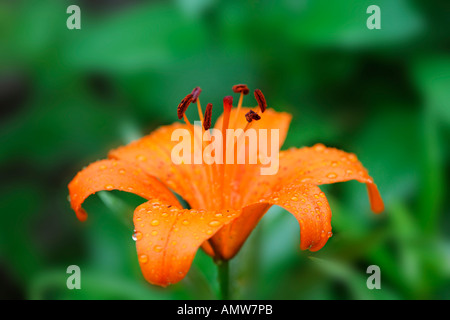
327, 173, 337, 179
137, 155, 147, 161
151, 230, 158, 236
154, 245, 162, 252
208, 220, 220, 227
105, 184, 114, 190
119, 169, 126, 174
151, 219, 160, 226
182, 220, 189, 225
139, 254, 148, 264
314, 144, 325, 152
132, 231, 143, 241
291, 196, 298, 201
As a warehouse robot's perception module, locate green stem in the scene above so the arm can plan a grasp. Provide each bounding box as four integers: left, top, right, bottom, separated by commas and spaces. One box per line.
217, 260, 230, 300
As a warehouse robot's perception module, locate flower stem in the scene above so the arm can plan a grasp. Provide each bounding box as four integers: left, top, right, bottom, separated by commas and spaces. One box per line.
217, 260, 230, 300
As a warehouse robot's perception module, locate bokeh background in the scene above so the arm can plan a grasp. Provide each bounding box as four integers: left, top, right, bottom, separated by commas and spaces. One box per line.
1, 0, 449, 300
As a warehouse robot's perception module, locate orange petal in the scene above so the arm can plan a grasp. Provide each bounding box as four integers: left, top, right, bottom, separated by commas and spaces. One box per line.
133, 200, 239, 286
68, 159, 180, 221
243, 144, 384, 213
109, 123, 219, 210
211, 183, 332, 260
209, 203, 271, 260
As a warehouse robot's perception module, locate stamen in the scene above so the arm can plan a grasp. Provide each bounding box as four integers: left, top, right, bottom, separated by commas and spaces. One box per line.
245, 110, 261, 122
231, 84, 249, 128
177, 93, 193, 119
203, 103, 213, 131
254, 89, 267, 113
191, 87, 204, 122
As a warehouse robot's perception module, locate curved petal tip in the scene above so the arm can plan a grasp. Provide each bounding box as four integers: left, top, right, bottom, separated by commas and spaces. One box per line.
366, 183, 384, 214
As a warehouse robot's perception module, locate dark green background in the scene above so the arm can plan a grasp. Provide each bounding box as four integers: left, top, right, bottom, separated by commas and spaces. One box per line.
1, 0, 449, 299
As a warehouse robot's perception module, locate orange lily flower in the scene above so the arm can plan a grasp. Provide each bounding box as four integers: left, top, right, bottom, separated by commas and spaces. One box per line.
68, 85, 384, 287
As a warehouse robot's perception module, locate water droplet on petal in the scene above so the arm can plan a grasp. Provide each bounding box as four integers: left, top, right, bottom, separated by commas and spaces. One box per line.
139, 254, 148, 264
208, 220, 220, 227
132, 231, 143, 241
327, 173, 337, 179
137, 155, 147, 161
151, 219, 160, 226
151, 230, 158, 236
105, 184, 114, 190
314, 144, 325, 152
154, 245, 162, 252
182, 220, 189, 225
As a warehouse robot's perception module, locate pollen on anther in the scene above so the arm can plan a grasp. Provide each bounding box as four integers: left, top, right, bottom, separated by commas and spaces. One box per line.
191, 87, 202, 103
254, 89, 267, 113
203, 103, 213, 130
232, 84, 249, 95
177, 93, 193, 119
245, 110, 261, 122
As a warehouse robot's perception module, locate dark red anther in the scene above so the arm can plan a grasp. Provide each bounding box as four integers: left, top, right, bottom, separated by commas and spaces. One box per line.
203, 103, 213, 130
245, 110, 261, 122
223, 96, 233, 111
177, 93, 193, 119
254, 89, 266, 113
191, 87, 202, 103
232, 84, 249, 95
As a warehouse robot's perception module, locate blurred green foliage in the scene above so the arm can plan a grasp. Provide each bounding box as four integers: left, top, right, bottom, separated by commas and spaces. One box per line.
1, 0, 449, 299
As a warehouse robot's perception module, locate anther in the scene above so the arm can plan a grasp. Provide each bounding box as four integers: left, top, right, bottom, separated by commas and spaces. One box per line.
232, 84, 249, 95
177, 93, 193, 119
191, 87, 202, 103
203, 103, 213, 130
245, 110, 261, 122
254, 89, 266, 113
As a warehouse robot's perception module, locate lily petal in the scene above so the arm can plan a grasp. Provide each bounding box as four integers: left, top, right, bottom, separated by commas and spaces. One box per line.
211, 183, 331, 260
68, 159, 181, 221
211, 145, 383, 260
109, 123, 219, 210
277, 144, 384, 213
133, 200, 239, 286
